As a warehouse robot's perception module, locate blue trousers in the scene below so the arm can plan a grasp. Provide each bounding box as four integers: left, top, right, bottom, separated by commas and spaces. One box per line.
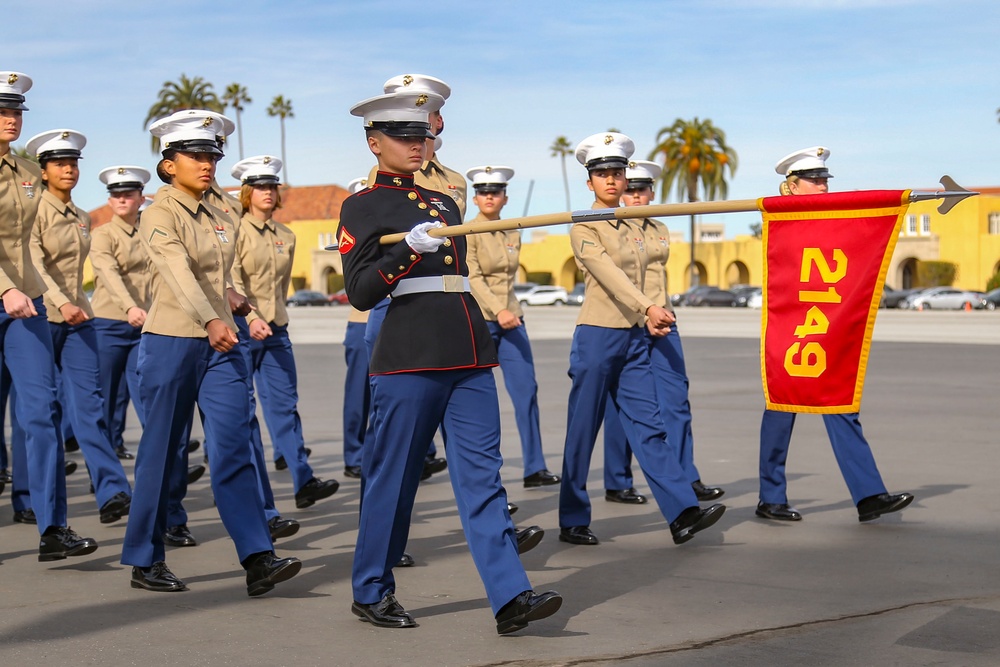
364, 297, 441, 458
759, 409, 887, 505
353, 368, 529, 614
486, 321, 548, 477
6, 380, 31, 513
342, 321, 369, 470
249, 323, 313, 494
45, 321, 131, 509
559, 325, 698, 529
604, 324, 701, 490
92, 318, 141, 452
121, 334, 272, 567
0, 299, 66, 534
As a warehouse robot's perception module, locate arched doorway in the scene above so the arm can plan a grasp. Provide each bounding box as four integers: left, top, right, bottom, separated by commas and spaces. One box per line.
560, 257, 581, 289
686, 262, 708, 289
899, 257, 919, 289
724, 260, 750, 288
322, 266, 343, 294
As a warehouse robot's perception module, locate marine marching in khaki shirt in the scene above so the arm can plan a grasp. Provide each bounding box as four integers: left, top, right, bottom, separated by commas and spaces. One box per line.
89, 214, 152, 321
465, 211, 523, 321
637, 217, 673, 312
570, 218, 654, 329
31, 188, 94, 323
140, 185, 239, 337
0, 152, 44, 297
234, 212, 295, 327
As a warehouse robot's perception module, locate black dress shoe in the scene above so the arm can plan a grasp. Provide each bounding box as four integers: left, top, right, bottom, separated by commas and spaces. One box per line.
295, 477, 340, 509
187, 464, 206, 484
420, 456, 448, 481
857, 492, 914, 522
274, 455, 288, 471
559, 525, 598, 545
343, 465, 362, 479
756, 502, 802, 521
115, 445, 135, 460
187, 439, 201, 453
523, 469, 561, 487
670, 503, 726, 545
692, 480, 725, 501
516, 525, 544, 554
244, 551, 302, 597
163, 524, 197, 547
0, 467, 11, 483
131, 561, 187, 592
268, 516, 300, 541
352, 593, 417, 628
396, 552, 415, 568
605, 487, 647, 504
13, 508, 36, 524
39, 526, 98, 562
64, 436, 79, 452
0, 478, 4, 496
507, 502, 519, 516
99, 491, 131, 524
64, 460, 78, 476
495, 589, 563, 635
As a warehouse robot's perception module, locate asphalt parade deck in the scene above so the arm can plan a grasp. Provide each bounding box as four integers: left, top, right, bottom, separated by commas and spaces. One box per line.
1, 308, 997, 666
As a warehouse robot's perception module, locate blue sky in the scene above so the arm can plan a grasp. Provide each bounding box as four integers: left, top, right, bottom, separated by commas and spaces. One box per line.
7, 0, 999, 238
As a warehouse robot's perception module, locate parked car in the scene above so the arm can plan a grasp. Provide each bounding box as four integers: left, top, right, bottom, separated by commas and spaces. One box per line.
671, 285, 717, 307
902, 286, 983, 311
880, 285, 922, 309
512, 283, 538, 300
329, 289, 351, 305
286, 289, 331, 307
747, 289, 763, 309
517, 285, 569, 306
567, 282, 585, 305
732, 286, 761, 308
687, 287, 738, 307
977, 287, 1000, 310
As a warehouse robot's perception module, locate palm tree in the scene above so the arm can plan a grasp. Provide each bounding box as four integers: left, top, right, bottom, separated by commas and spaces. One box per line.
648, 117, 738, 288
143, 74, 223, 153
222, 83, 252, 160
267, 95, 294, 183
549, 136, 573, 210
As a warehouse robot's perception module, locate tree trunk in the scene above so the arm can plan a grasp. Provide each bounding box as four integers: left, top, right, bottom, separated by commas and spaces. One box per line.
688, 175, 700, 288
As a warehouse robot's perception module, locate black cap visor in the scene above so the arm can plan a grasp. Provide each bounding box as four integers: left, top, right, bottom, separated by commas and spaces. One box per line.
244, 174, 280, 186
473, 184, 506, 194
791, 168, 832, 179
107, 182, 143, 194
369, 121, 434, 139
626, 178, 655, 191
586, 156, 629, 172
0, 93, 27, 111
38, 149, 81, 161
163, 139, 224, 157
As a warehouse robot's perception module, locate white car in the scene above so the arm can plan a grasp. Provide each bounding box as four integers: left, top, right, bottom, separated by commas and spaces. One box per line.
903, 286, 983, 310
747, 290, 763, 309
517, 285, 569, 306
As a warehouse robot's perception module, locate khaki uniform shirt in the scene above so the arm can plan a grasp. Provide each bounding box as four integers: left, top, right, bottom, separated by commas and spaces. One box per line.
571, 210, 653, 329
139, 186, 238, 337
235, 213, 294, 327
31, 190, 94, 323
638, 217, 673, 312
366, 153, 467, 220
465, 212, 523, 321
0, 153, 44, 298
90, 215, 152, 321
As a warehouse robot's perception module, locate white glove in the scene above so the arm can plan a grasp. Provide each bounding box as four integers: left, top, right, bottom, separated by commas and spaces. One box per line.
405, 221, 445, 254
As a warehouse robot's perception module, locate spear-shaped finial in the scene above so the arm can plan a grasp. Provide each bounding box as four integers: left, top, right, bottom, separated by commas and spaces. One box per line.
909, 176, 978, 215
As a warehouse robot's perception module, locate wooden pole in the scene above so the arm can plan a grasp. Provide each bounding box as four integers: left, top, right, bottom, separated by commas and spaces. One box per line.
378, 198, 763, 245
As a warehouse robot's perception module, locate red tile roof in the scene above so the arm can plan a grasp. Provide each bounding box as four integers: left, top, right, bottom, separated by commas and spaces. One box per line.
89, 183, 349, 228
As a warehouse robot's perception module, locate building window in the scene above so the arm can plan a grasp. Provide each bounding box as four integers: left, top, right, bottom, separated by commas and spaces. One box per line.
920, 214, 930, 235
906, 214, 917, 235
989, 212, 1000, 235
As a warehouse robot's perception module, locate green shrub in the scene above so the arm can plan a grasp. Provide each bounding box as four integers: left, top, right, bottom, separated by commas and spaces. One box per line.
987, 272, 1000, 291
326, 273, 345, 293
916, 261, 956, 287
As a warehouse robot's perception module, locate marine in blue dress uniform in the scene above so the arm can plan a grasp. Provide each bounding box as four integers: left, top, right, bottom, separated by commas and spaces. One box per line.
756, 147, 914, 523
0, 71, 97, 559
602, 160, 724, 504
121, 109, 300, 595
339, 89, 561, 634
558, 132, 726, 548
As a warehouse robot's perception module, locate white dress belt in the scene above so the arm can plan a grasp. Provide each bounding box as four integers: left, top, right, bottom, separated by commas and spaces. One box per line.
391, 275, 471, 297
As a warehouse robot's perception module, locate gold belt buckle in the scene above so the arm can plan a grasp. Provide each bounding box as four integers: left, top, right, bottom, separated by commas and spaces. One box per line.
442, 275, 464, 293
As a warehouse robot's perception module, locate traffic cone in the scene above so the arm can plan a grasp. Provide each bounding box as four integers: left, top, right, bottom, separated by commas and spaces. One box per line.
964, 301, 972, 312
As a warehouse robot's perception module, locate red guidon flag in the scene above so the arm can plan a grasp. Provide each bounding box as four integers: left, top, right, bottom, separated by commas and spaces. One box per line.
760, 190, 909, 413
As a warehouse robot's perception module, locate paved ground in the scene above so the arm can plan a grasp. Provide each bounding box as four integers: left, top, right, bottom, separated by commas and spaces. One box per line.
1, 308, 997, 666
